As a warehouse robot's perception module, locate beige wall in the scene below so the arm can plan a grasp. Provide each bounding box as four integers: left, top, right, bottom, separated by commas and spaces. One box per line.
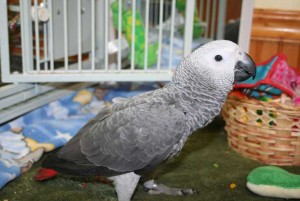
255, 0, 300, 11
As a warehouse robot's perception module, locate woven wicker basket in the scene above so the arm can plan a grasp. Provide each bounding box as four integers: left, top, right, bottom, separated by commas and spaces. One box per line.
222, 94, 300, 166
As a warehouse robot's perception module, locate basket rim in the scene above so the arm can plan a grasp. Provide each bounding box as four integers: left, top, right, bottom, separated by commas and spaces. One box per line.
227, 94, 300, 112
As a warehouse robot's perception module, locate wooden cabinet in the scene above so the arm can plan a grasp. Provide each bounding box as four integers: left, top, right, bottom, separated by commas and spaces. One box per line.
249, 9, 300, 68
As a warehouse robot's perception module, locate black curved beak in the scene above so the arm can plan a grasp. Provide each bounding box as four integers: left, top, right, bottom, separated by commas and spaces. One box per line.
234, 53, 256, 83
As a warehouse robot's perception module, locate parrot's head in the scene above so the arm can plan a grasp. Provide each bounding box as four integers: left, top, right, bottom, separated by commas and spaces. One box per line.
173, 40, 256, 89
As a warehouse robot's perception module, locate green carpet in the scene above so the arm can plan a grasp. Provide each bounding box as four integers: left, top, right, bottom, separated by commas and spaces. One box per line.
1, 118, 299, 201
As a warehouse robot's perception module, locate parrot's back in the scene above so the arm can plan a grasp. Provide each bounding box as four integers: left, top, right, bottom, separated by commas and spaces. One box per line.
39, 87, 189, 178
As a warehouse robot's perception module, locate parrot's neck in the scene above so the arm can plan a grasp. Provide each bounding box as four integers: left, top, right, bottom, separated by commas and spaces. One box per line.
165, 63, 233, 157
171, 73, 231, 133
165, 81, 231, 158
171, 61, 232, 132
186, 85, 227, 127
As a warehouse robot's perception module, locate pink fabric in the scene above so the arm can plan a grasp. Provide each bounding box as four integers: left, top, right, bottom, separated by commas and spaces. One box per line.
270, 56, 300, 98
234, 54, 300, 104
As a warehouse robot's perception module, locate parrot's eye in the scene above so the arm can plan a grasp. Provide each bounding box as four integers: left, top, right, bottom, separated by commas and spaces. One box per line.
215, 55, 223, 62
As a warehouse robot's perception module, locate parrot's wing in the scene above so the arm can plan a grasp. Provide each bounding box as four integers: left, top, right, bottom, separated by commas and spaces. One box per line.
54, 89, 187, 175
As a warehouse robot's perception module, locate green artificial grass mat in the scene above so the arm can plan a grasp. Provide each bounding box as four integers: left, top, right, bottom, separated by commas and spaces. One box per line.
1, 118, 300, 201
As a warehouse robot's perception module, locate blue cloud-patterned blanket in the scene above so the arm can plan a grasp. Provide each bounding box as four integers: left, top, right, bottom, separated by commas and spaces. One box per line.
0, 82, 160, 189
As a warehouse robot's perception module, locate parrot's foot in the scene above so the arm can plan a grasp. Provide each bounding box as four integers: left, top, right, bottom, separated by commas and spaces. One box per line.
143, 180, 195, 196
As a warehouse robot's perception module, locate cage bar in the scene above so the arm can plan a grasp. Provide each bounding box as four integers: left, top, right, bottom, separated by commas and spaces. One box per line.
0, 0, 10, 78
91, 0, 95, 71
48, 0, 54, 72
168, 0, 176, 69
131, 0, 136, 71
118, 0, 122, 71
183, 0, 195, 57
77, 0, 82, 71
104, 0, 109, 71
22, 0, 34, 73
144, 0, 150, 71
63, 0, 69, 71
3, 72, 173, 83
156, 0, 164, 70
19, 1, 33, 74
43, 0, 48, 71
19, 0, 26, 74
34, 0, 41, 72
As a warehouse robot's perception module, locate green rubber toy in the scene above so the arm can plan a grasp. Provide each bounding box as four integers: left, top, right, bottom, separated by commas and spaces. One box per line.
247, 166, 300, 199
111, 1, 158, 68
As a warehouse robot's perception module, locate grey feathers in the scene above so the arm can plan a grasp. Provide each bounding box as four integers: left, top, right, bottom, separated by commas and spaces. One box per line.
82, 89, 186, 172
58, 87, 187, 173
47, 40, 248, 177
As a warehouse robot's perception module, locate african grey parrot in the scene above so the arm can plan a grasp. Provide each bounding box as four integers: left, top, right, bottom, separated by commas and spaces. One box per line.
35, 40, 256, 201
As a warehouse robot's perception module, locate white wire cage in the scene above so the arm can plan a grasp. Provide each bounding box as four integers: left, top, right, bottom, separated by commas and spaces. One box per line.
0, 0, 233, 83
0, 0, 254, 123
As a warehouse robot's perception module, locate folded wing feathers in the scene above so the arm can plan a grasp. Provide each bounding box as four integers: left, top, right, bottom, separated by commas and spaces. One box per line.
78, 90, 186, 172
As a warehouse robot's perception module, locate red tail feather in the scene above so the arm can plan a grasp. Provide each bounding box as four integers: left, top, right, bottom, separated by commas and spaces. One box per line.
35, 168, 58, 181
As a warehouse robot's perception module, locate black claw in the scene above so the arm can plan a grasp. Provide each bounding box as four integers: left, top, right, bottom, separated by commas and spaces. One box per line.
181, 188, 196, 195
